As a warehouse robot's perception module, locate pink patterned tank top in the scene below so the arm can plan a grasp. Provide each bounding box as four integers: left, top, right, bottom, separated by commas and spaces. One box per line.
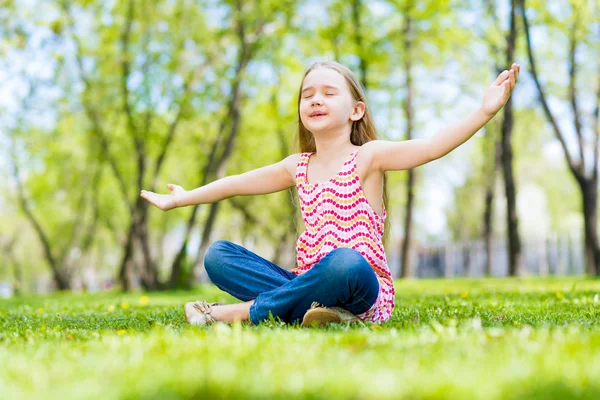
290, 150, 395, 323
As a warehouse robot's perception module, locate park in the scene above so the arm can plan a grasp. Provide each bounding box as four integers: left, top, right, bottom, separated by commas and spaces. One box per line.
1, 0, 599, 398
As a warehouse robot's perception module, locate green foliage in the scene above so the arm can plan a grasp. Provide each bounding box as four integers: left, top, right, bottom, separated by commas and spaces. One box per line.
2, 0, 598, 287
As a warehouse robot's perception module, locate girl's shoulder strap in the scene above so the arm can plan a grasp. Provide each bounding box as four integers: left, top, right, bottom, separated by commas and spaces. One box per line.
344, 150, 360, 173
295, 152, 312, 186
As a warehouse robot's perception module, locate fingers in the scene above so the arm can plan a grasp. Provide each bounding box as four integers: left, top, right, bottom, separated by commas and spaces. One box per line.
494, 70, 510, 86
167, 183, 184, 192
495, 63, 520, 88
509, 63, 519, 88
140, 190, 159, 207
140, 190, 154, 204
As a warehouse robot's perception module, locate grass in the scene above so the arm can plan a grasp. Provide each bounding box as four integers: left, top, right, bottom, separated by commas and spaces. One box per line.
1, 277, 600, 399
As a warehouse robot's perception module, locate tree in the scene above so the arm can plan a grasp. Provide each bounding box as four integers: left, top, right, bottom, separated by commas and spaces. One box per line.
520, 0, 600, 275
169, 0, 295, 288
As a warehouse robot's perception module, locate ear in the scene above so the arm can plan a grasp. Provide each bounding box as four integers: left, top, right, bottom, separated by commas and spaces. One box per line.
350, 101, 366, 121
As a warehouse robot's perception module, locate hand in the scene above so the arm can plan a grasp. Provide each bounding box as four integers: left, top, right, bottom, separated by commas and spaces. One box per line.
140, 184, 187, 211
482, 63, 520, 117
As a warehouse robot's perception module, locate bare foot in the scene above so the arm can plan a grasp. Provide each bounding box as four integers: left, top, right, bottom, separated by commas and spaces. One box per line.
209, 300, 255, 324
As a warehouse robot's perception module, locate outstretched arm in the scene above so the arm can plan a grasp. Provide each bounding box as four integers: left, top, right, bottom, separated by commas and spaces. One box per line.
365, 63, 520, 172
140, 154, 299, 211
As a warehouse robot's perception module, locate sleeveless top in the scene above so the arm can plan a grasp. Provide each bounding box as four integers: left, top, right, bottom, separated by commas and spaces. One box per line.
289, 150, 395, 323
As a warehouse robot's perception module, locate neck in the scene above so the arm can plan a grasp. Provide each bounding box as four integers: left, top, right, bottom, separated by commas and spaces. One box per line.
312, 127, 358, 160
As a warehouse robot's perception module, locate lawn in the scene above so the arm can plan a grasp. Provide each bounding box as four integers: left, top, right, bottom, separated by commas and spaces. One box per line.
1, 277, 599, 399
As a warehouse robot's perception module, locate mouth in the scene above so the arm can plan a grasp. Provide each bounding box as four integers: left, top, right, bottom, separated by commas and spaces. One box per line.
309, 111, 328, 118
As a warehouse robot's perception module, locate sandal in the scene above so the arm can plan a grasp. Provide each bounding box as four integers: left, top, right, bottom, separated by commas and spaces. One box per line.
184, 300, 224, 325
301, 301, 359, 327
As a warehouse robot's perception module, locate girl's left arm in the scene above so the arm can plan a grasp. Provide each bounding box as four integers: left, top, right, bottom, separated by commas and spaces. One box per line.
367, 64, 520, 173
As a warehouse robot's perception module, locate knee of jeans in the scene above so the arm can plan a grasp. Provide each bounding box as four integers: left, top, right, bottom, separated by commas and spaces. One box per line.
204, 240, 230, 277
326, 248, 372, 278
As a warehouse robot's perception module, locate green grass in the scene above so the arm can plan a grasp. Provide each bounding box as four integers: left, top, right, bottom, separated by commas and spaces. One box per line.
1, 277, 600, 399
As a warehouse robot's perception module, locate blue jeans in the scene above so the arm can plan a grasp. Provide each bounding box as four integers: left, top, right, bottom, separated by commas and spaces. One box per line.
203, 240, 380, 325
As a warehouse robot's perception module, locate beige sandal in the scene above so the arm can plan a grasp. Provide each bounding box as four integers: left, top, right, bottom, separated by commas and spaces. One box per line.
184, 300, 223, 325
301, 301, 359, 327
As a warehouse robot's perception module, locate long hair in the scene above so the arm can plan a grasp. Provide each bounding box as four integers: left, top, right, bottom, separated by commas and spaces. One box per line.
295, 61, 390, 246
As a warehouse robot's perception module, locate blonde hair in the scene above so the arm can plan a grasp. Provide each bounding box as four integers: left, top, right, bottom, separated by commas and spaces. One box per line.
295, 61, 390, 246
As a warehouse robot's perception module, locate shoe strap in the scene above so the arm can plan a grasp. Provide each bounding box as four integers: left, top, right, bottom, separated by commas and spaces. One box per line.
310, 301, 326, 309
192, 300, 218, 324
192, 300, 211, 313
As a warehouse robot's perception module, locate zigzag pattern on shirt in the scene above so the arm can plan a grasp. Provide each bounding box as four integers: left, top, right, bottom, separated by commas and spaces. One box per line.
302, 207, 381, 232
299, 181, 386, 224
297, 231, 391, 283
302, 218, 374, 236
297, 235, 386, 259
302, 193, 383, 213
297, 171, 358, 185
294, 151, 395, 324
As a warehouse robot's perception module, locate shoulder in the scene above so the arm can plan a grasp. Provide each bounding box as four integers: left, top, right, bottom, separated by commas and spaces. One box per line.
356, 141, 381, 173
280, 153, 304, 181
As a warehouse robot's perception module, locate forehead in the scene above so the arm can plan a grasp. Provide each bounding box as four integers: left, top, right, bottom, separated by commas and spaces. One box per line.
302, 67, 348, 90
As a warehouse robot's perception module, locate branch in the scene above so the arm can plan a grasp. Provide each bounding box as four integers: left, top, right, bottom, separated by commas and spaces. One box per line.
120, 0, 147, 192
483, 0, 503, 58
10, 145, 59, 275
120, 0, 139, 143
519, 0, 581, 177
7, 82, 66, 280
139, 3, 154, 139
228, 198, 260, 226
568, 10, 585, 166
151, 61, 212, 191
79, 165, 102, 252
61, 3, 135, 214
57, 162, 95, 264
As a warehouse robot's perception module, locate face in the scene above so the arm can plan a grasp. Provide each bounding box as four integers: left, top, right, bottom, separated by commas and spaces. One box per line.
299, 67, 365, 135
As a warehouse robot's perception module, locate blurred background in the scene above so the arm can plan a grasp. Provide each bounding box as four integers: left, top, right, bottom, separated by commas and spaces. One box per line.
0, 0, 598, 296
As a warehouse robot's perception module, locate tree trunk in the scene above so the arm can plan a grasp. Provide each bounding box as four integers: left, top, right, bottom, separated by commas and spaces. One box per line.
136, 199, 161, 290
400, 1, 416, 278
401, 170, 415, 277
351, 0, 367, 89
483, 185, 493, 277
118, 222, 136, 291
483, 124, 501, 276
501, 98, 523, 276
464, 241, 473, 276
12, 259, 23, 296
193, 202, 223, 285
502, 0, 523, 277
578, 176, 600, 275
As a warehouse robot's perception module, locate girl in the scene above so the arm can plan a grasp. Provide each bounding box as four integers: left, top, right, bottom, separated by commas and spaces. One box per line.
141, 61, 520, 326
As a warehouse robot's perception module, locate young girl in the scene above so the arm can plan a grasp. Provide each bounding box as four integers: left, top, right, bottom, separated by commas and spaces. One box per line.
141, 61, 520, 326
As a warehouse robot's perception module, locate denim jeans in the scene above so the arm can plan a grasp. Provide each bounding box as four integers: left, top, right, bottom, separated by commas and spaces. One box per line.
203, 240, 380, 325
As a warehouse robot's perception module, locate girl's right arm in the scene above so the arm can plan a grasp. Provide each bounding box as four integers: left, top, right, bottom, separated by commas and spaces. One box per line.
140, 153, 301, 211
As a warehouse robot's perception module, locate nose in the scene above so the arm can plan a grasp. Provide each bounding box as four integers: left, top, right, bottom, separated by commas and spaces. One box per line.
311, 94, 323, 106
